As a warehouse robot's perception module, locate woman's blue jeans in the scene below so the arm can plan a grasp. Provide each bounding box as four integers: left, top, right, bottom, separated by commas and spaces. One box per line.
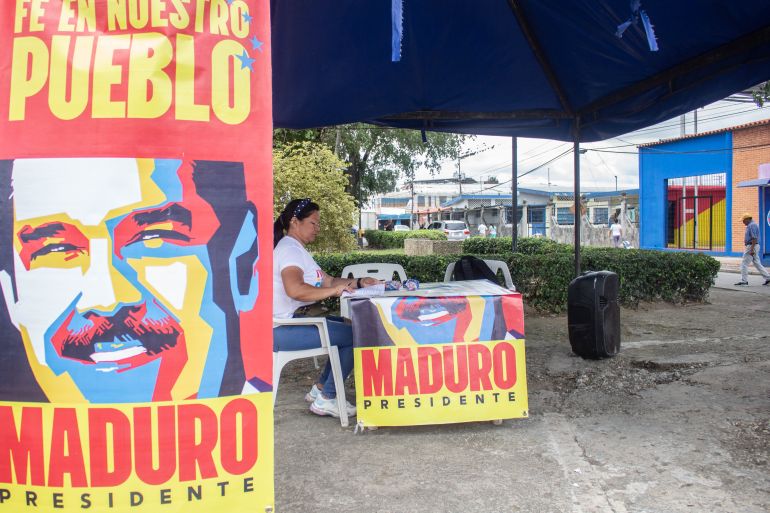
273, 316, 354, 399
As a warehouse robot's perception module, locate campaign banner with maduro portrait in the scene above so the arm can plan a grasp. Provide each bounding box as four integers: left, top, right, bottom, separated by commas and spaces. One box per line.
0, 2, 274, 512
350, 281, 529, 427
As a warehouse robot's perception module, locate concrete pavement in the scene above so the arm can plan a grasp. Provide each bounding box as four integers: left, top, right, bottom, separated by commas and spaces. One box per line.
713, 272, 770, 294
714, 255, 770, 276
273, 287, 770, 513
714, 255, 770, 293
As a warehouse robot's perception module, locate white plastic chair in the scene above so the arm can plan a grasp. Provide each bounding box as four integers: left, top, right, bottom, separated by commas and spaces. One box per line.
444, 259, 515, 290
341, 263, 407, 281
273, 317, 349, 427
340, 263, 407, 318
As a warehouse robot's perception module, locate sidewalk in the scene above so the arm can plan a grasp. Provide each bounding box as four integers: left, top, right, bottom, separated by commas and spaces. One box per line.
713, 272, 770, 294
714, 255, 768, 275
714, 256, 770, 292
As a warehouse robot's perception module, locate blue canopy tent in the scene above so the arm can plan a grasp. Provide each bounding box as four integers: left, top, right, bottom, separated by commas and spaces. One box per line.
271, 0, 770, 272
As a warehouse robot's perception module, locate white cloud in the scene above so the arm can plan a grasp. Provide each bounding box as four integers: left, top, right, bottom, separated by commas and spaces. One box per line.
413, 99, 770, 192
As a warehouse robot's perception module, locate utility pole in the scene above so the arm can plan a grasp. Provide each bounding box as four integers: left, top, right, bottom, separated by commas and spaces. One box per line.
334, 128, 341, 156
511, 137, 518, 252
410, 178, 415, 228
456, 158, 463, 196
358, 170, 363, 246
456, 145, 493, 197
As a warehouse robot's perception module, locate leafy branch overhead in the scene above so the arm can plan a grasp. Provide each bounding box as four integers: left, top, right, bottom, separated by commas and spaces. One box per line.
274, 125, 471, 203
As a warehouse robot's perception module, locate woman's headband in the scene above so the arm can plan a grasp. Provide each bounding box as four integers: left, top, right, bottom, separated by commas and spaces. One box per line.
291, 198, 312, 219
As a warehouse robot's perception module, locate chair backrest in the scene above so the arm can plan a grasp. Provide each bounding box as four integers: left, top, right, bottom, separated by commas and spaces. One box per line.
341, 263, 407, 281
483, 259, 514, 289
444, 259, 514, 290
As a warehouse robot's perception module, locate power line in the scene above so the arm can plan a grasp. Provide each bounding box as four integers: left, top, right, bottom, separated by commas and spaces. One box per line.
459, 140, 572, 180
612, 104, 765, 137
475, 147, 576, 194
591, 141, 770, 155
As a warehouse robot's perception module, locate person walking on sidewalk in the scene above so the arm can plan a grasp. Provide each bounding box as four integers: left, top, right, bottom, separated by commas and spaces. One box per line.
735, 213, 770, 286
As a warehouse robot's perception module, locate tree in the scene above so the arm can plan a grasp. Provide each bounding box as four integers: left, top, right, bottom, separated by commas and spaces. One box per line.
274, 125, 470, 205
752, 81, 770, 107
273, 142, 358, 252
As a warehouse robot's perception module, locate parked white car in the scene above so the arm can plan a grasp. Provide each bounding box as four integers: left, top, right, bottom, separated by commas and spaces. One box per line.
427, 220, 470, 240
394, 224, 411, 231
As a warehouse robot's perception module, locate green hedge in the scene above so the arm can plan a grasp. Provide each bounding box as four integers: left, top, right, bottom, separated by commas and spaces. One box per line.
463, 236, 571, 254
507, 248, 719, 311
365, 229, 447, 249
315, 252, 460, 283
314, 248, 720, 313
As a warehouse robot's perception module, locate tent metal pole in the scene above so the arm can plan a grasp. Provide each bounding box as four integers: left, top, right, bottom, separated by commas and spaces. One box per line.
511, 137, 518, 252
573, 138, 581, 276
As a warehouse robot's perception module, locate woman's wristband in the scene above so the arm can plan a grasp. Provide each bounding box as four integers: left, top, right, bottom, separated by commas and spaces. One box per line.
356, 277, 363, 289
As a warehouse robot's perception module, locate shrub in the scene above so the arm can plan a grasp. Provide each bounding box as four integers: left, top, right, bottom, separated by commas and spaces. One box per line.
507, 248, 720, 312
314, 252, 458, 283
463, 236, 570, 255
365, 229, 447, 249
313, 248, 720, 313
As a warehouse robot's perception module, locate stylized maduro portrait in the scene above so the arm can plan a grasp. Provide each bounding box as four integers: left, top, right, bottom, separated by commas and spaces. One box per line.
0, 158, 260, 403
351, 295, 525, 347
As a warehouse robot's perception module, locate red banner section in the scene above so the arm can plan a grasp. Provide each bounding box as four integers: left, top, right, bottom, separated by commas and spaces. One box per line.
0, 1, 274, 511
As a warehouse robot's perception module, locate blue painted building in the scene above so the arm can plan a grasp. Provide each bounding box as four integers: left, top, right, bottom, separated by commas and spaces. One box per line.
639, 119, 770, 263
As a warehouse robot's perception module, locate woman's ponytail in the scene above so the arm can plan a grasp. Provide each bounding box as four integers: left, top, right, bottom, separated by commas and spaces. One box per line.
274, 198, 320, 248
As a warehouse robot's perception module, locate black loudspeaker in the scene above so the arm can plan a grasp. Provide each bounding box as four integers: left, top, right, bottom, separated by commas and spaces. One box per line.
567, 271, 620, 359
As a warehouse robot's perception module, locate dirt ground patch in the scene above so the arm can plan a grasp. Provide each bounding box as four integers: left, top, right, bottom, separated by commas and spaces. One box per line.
274, 288, 770, 513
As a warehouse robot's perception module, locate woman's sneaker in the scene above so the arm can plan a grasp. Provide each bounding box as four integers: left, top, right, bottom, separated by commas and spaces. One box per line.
305, 384, 321, 403
310, 395, 356, 417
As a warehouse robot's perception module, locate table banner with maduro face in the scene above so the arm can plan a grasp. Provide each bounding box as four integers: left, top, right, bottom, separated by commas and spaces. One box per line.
351, 282, 529, 427
0, 2, 274, 512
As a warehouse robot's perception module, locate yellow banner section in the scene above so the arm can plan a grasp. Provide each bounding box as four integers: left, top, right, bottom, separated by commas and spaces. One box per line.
354, 340, 528, 427
0, 394, 274, 513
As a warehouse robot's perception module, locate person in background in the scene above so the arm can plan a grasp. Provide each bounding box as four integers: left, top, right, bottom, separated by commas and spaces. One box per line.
477, 221, 488, 237
735, 213, 770, 286
489, 225, 497, 238
609, 218, 623, 248
273, 198, 380, 417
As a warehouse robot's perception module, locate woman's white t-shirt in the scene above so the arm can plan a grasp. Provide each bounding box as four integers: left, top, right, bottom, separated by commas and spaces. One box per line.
273, 236, 324, 319
610, 223, 623, 237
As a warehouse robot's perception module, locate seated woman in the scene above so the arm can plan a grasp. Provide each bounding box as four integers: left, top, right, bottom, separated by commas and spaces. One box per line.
273, 198, 379, 418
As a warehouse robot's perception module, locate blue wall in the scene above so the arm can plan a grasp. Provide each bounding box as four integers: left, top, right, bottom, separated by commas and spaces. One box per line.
639, 132, 734, 255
